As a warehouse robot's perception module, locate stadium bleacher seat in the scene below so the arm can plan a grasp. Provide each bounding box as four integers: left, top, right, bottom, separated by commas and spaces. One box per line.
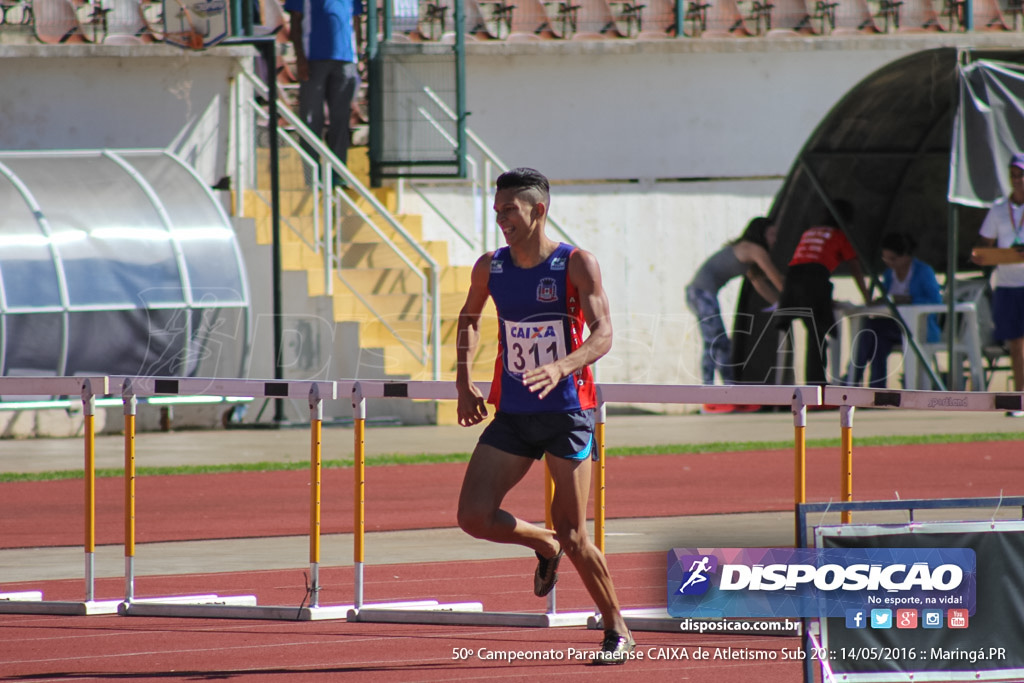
896, 0, 943, 30
939, 0, 1012, 29
635, 0, 677, 38
829, 0, 882, 32
506, 0, 554, 40
467, 0, 514, 39
701, 0, 752, 36
763, 0, 815, 34
541, 0, 581, 38
257, 0, 289, 41
977, 0, 1014, 28
100, 0, 155, 43
1004, 0, 1024, 28
0, 0, 34, 27
570, 0, 629, 38
33, 0, 89, 43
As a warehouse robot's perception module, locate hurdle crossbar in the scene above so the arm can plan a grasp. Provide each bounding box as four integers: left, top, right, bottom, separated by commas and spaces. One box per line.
0, 376, 124, 616
344, 381, 493, 623
823, 386, 1023, 525
114, 377, 362, 620
344, 381, 821, 630
584, 384, 821, 634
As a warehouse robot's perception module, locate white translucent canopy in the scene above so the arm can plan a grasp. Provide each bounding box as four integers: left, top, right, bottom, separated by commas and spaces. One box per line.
0, 150, 249, 380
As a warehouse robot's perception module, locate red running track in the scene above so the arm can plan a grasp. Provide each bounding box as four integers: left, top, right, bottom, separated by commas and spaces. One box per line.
1, 442, 1022, 682
2, 442, 1022, 549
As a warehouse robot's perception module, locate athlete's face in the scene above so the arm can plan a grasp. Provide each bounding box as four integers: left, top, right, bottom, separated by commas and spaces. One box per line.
493, 189, 542, 245
1011, 165, 1024, 199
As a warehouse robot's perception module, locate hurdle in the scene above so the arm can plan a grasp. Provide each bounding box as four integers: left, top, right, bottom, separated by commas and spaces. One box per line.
579, 383, 820, 634
345, 379, 595, 627
113, 376, 400, 620
823, 385, 1023, 524
346, 381, 821, 631
0, 376, 122, 616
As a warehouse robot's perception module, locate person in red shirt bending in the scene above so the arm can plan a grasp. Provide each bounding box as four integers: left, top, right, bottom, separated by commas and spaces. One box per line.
776, 200, 869, 385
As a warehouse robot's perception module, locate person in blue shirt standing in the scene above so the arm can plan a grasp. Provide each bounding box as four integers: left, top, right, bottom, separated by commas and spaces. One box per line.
848, 232, 942, 388
285, 0, 363, 182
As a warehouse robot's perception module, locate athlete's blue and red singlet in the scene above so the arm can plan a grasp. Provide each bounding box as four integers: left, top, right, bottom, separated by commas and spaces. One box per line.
486, 242, 597, 414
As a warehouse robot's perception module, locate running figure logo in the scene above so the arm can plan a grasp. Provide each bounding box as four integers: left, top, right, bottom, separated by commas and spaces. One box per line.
677, 554, 718, 595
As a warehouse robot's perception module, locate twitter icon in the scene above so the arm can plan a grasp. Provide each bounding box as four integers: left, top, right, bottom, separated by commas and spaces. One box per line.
870, 609, 892, 629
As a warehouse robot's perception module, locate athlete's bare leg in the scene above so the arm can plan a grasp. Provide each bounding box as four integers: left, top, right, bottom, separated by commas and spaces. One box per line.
457, 443, 560, 557
545, 453, 629, 637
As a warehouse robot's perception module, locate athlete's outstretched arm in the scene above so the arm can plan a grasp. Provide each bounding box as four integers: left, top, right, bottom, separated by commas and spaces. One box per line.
455, 252, 493, 426
524, 248, 612, 399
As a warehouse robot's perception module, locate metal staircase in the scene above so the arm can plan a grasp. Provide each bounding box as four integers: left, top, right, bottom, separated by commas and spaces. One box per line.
231, 67, 501, 421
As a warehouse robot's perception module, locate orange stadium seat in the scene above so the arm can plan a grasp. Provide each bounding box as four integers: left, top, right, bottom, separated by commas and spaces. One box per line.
701, 0, 752, 36
635, 0, 677, 38
896, 0, 943, 30
541, 0, 581, 38
829, 0, 882, 32
570, 0, 628, 38
507, 0, 554, 40
934, 0, 1009, 28
33, 0, 89, 42
967, 0, 1012, 28
764, 0, 815, 34
258, 0, 289, 41
467, 0, 514, 38
101, 0, 156, 43
1004, 0, 1024, 29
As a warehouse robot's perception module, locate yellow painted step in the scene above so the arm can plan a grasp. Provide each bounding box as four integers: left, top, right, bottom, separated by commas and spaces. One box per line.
245, 189, 319, 220
382, 340, 499, 377
339, 212, 423, 243
357, 309, 498, 347
305, 265, 473, 298
331, 291, 469, 324
348, 146, 370, 181
337, 240, 449, 270
253, 212, 425, 251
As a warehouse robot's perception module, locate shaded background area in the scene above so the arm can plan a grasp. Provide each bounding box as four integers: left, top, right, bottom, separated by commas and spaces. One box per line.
733, 48, 1024, 384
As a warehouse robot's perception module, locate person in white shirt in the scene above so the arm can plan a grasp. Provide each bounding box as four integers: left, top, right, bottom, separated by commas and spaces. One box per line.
975, 152, 1024, 414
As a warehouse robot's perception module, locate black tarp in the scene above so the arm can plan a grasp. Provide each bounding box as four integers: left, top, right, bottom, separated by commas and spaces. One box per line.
733, 47, 1024, 385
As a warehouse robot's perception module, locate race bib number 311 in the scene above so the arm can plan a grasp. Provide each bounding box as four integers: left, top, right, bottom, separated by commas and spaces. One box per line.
504, 320, 567, 373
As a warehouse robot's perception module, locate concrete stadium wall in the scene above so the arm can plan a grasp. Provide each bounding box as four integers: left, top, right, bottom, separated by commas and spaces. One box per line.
0, 45, 247, 186
407, 34, 1020, 391
2, 35, 1018, 420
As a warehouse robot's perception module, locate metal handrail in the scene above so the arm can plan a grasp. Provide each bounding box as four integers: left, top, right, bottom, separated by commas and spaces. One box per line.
417, 85, 577, 249
332, 186, 430, 365
235, 68, 441, 379
247, 103, 323, 255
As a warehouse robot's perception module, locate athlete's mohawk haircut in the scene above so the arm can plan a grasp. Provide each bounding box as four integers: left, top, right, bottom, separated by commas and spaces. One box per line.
496, 167, 550, 204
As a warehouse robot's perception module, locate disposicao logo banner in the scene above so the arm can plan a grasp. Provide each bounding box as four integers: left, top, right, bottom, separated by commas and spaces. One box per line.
667, 548, 976, 618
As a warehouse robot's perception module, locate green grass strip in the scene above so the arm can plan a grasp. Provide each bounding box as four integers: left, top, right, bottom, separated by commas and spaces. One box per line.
3, 431, 1023, 484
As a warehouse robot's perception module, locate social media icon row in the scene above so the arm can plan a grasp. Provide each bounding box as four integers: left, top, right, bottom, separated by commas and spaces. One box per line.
845, 609, 969, 629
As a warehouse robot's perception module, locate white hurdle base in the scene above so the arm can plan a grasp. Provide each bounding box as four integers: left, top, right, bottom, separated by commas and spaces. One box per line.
121, 598, 444, 621
1, 591, 43, 601
589, 608, 801, 636
350, 604, 595, 628
0, 593, 122, 616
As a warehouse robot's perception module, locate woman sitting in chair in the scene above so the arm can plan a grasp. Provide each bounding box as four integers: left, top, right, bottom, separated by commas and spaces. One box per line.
849, 232, 942, 388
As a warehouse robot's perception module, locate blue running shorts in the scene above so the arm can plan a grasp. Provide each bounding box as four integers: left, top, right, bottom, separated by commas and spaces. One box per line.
992, 285, 1024, 342
478, 410, 596, 461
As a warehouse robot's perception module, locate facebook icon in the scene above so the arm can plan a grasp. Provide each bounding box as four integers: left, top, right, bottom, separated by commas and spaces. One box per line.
846, 609, 867, 629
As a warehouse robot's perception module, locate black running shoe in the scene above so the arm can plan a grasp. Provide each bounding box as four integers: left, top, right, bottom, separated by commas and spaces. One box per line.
593, 629, 636, 665
533, 547, 563, 597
